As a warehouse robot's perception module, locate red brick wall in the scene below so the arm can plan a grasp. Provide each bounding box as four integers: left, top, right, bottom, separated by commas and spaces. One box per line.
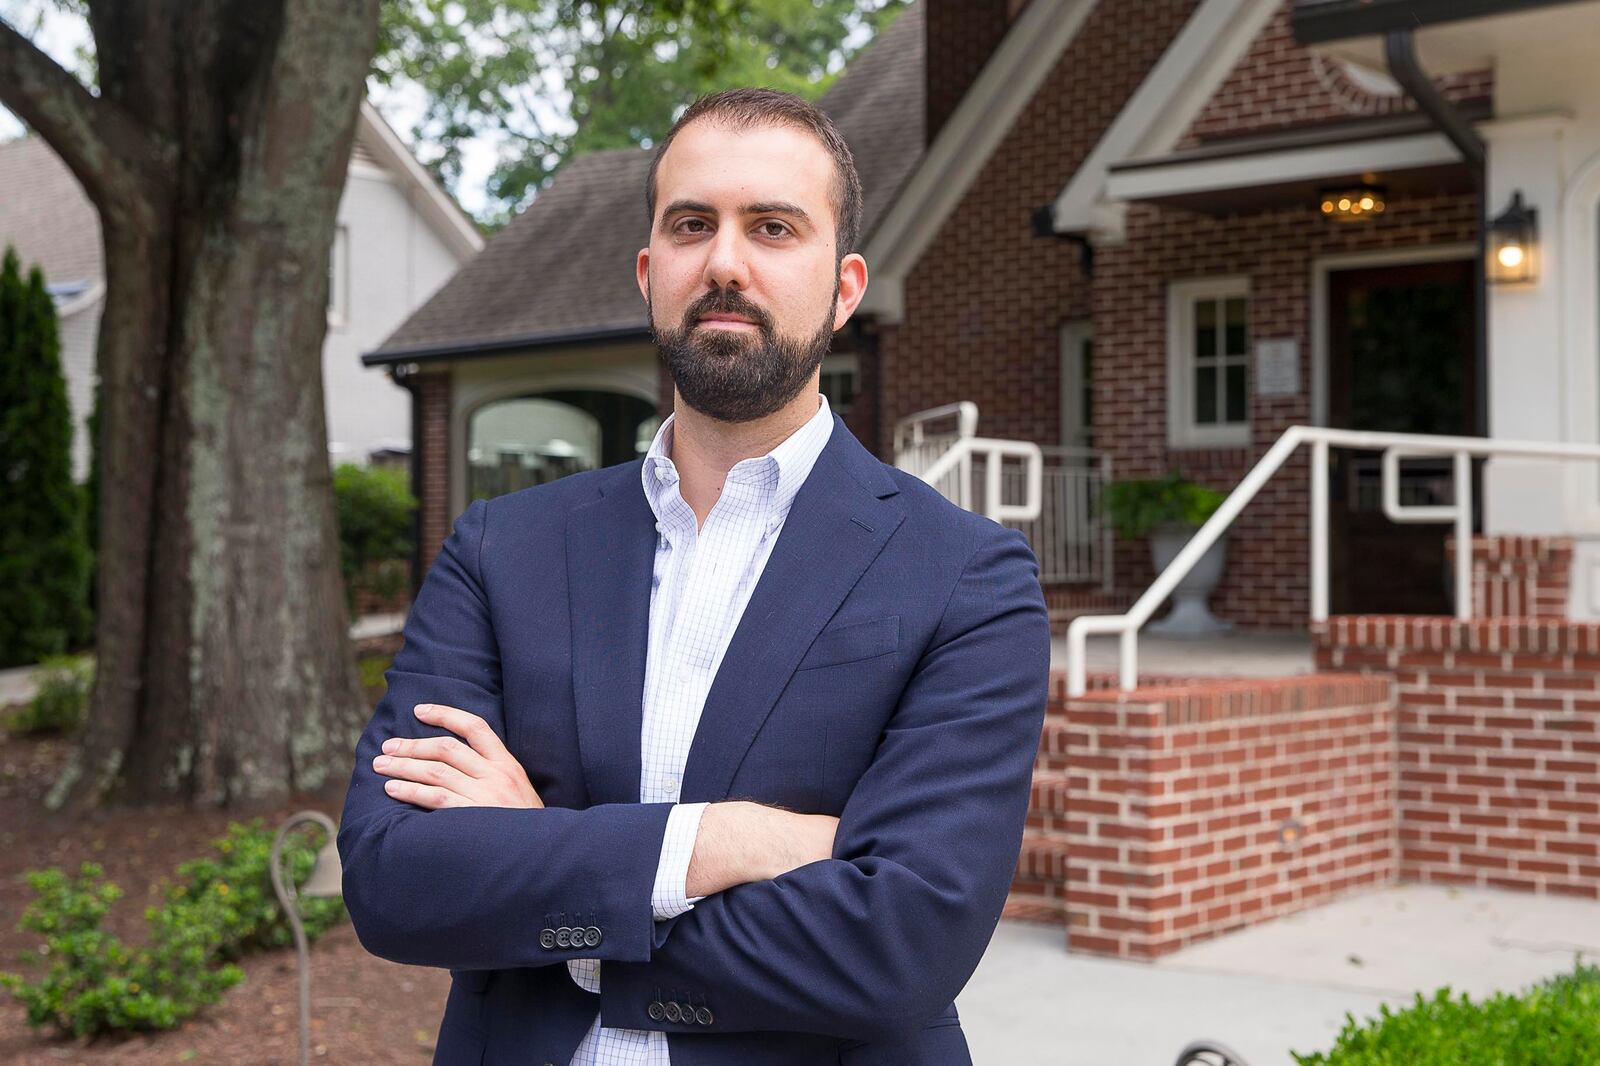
1315, 617, 1600, 900
417, 372, 452, 577
923, 1, 1013, 144
1018, 671, 1397, 959
1178, 3, 1491, 146
878, 0, 1203, 454
1095, 193, 1480, 629
1445, 535, 1575, 619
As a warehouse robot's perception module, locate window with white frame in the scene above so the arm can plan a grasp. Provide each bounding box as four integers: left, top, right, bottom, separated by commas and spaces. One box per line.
1060, 320, 1093, 449
819, 353, 858, 416
328, 224, 350, 329
1167, 276, 1250, 447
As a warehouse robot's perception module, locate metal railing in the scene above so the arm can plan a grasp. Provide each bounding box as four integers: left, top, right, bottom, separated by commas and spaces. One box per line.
1004, 446, 1114, 588
1065, 425, 1600, 696
891, 402, 1045, 524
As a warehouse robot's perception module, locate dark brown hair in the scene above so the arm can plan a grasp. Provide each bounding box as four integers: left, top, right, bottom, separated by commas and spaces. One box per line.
644, 87, 864, 260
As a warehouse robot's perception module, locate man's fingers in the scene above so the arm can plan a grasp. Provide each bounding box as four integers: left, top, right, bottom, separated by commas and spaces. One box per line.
380, 733, 492, 779
374, 754, 475, 795
382, 779, 463, 809
413, 703, 509, 761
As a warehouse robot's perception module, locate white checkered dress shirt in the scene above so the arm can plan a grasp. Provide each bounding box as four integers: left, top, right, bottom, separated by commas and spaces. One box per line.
567, 391, 836, 1064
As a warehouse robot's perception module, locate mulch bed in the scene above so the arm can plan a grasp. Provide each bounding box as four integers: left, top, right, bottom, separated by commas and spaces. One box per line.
0, 637, 450, 1064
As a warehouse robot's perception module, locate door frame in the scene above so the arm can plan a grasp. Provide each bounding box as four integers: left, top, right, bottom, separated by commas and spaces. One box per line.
1309, 243, 1477, 428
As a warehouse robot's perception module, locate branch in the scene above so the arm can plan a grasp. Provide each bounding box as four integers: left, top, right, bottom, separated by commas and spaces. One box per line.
0, 15, 123, 197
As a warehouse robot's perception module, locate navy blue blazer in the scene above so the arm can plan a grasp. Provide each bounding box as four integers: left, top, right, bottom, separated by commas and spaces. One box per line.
337, 413, 1052, 1065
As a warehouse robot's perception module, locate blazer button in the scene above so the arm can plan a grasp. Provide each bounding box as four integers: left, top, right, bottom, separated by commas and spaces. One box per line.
647, 1000, 666, 1022
695, 1006, 713, 1025
538, 928, 556, 949
677, 1001, 697, 1024
663, 1001, 682, 1023
555, 927, 572, 948
583, 925, 602, 947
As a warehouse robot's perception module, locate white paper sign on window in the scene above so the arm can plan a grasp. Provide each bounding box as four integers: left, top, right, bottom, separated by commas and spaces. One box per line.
1254, 338, 1299, 397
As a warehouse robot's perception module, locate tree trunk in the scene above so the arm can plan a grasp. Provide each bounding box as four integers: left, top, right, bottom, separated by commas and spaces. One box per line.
1, 1, 382, 814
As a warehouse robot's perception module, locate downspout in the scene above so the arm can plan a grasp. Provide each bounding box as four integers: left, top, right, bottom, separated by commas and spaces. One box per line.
388, 362, 425, 603
1383, 28, 1489, 443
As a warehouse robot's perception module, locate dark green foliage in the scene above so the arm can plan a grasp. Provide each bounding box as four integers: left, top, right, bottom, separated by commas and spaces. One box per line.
333, 462, 417, 613
1099, 472, 1228, 541
0, 245, 92, 668
1292, 961, 1600, 1065
373, 0, 908, 227
0, 819, 346, 1038
4, 653, 93, 737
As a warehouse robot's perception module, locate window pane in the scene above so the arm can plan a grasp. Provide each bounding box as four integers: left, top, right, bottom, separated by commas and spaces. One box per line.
1195, 365, 1217, 424
1195, 299, 1217, 360
1226, 363, 1247, 423
1080, 338, 1093, 435
1225, 296, 1247, 354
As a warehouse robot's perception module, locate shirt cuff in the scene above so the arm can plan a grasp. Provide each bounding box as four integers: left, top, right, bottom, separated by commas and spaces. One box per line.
649, 801, 709, 921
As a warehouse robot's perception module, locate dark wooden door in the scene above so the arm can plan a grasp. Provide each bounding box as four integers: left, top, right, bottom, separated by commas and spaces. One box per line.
1326, 259, 1478, 615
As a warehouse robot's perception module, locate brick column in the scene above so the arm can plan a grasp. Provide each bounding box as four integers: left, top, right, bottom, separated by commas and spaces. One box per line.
416, 372, 452, 578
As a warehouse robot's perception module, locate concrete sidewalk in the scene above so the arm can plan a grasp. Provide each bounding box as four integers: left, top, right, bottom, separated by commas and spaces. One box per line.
957, 883, 1600, 1064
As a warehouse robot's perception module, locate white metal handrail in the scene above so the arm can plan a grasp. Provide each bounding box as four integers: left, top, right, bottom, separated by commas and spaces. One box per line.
892, 402, 1044, 524
1065, 425, 1600, 696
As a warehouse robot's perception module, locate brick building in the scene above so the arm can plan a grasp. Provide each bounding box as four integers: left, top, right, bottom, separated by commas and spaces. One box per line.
363, 0, 1600, 960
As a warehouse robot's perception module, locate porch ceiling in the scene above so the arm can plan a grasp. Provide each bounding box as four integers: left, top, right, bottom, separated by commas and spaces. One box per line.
1104, 111, 1482, 216
1293, 0, 1600, 76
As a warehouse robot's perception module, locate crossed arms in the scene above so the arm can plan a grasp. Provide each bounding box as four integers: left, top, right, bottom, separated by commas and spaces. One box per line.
336, 497, 1051, 1042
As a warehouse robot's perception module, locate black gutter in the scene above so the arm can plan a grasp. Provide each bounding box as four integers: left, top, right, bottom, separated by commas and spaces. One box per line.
1383, 27, 1489, 441
1293, 0, 1592, 45
362, 323, 651, 367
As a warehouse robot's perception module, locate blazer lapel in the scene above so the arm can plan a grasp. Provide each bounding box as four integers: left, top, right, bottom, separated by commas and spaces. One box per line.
681, 416, 904, 803
567, 462, 656, 805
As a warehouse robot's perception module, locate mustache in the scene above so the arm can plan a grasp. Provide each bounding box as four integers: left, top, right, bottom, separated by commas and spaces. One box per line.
683, 289, 773, 333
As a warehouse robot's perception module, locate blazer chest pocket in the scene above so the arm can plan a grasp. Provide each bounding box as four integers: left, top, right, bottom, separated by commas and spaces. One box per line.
795, 615, 899, 671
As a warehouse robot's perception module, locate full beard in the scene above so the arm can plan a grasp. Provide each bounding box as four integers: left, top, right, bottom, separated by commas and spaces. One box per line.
652, 290, 838, 424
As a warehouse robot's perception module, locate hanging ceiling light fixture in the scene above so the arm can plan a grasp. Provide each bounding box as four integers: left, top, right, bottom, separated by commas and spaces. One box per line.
1318, 184, 1386, 222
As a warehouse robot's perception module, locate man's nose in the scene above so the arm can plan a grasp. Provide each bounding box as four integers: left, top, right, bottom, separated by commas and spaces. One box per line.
702, 225, 751, 292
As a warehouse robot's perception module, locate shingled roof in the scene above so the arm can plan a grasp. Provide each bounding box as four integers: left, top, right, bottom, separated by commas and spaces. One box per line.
367, 1, 926, 364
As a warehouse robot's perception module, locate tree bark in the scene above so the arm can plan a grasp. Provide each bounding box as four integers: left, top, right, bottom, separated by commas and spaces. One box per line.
1, 0, 381, 813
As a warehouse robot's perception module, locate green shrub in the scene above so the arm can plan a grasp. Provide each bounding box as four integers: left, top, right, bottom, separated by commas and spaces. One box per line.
1099, 472, 1227, 541
0, 819, 345, 1037
333, 462, 416, 612
163, 817, 345, 961
1292, 960, 1600, 1065
6, 653, 94, 737
358, 653, 394, 692
0, 862, 243, 1038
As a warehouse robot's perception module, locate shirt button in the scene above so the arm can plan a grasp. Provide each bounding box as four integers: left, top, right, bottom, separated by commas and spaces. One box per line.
655, 521, 664, 532
655, 468, 670, 482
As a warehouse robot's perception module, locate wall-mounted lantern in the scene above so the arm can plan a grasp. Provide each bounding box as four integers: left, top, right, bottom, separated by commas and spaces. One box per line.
1487, 191, 1538, 285
1318, 184, 1386, 222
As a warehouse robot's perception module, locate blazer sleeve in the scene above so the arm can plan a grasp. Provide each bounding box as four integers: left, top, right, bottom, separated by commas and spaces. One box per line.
596, 523, 1052, 1042
336, 497, 677, 972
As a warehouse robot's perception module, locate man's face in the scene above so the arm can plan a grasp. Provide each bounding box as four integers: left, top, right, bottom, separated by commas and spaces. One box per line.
638, 120, 867, 423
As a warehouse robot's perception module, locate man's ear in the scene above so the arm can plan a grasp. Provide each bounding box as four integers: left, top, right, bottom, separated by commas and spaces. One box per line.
832, 253, 869, 331
636, 248, 650, 303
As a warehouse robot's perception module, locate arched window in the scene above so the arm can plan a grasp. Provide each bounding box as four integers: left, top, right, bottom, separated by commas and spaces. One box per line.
466, 389, 658, 502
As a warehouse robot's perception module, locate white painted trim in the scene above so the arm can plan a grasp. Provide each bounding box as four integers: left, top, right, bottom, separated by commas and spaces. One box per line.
357, 101, 485, 261
857, 0, 1099, 321
1105, 131, 1463, 205
1307, 243, 1476, 428
1050, 0, 1282, 234
1561, 143, 1600, 533
55, 277, 105, 319
1167, 275, 1251, 449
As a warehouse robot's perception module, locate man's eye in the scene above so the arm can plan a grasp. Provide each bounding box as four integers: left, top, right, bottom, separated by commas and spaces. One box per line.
759, 221, 790, 239
677, 219, 708, 234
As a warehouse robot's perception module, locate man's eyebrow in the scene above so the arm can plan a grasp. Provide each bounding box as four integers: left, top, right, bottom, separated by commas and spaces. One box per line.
659, 199, 814, 228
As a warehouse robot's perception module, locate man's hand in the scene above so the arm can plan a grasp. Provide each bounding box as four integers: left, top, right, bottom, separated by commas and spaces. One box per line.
374, 703, 544, 809
686, 801, 839, 898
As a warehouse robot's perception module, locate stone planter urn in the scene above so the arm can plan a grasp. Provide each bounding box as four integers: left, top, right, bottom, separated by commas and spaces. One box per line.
1145, 521, 1233, 637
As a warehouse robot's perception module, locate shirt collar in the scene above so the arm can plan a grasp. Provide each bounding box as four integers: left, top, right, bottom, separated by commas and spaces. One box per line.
640, 392, 834, 527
